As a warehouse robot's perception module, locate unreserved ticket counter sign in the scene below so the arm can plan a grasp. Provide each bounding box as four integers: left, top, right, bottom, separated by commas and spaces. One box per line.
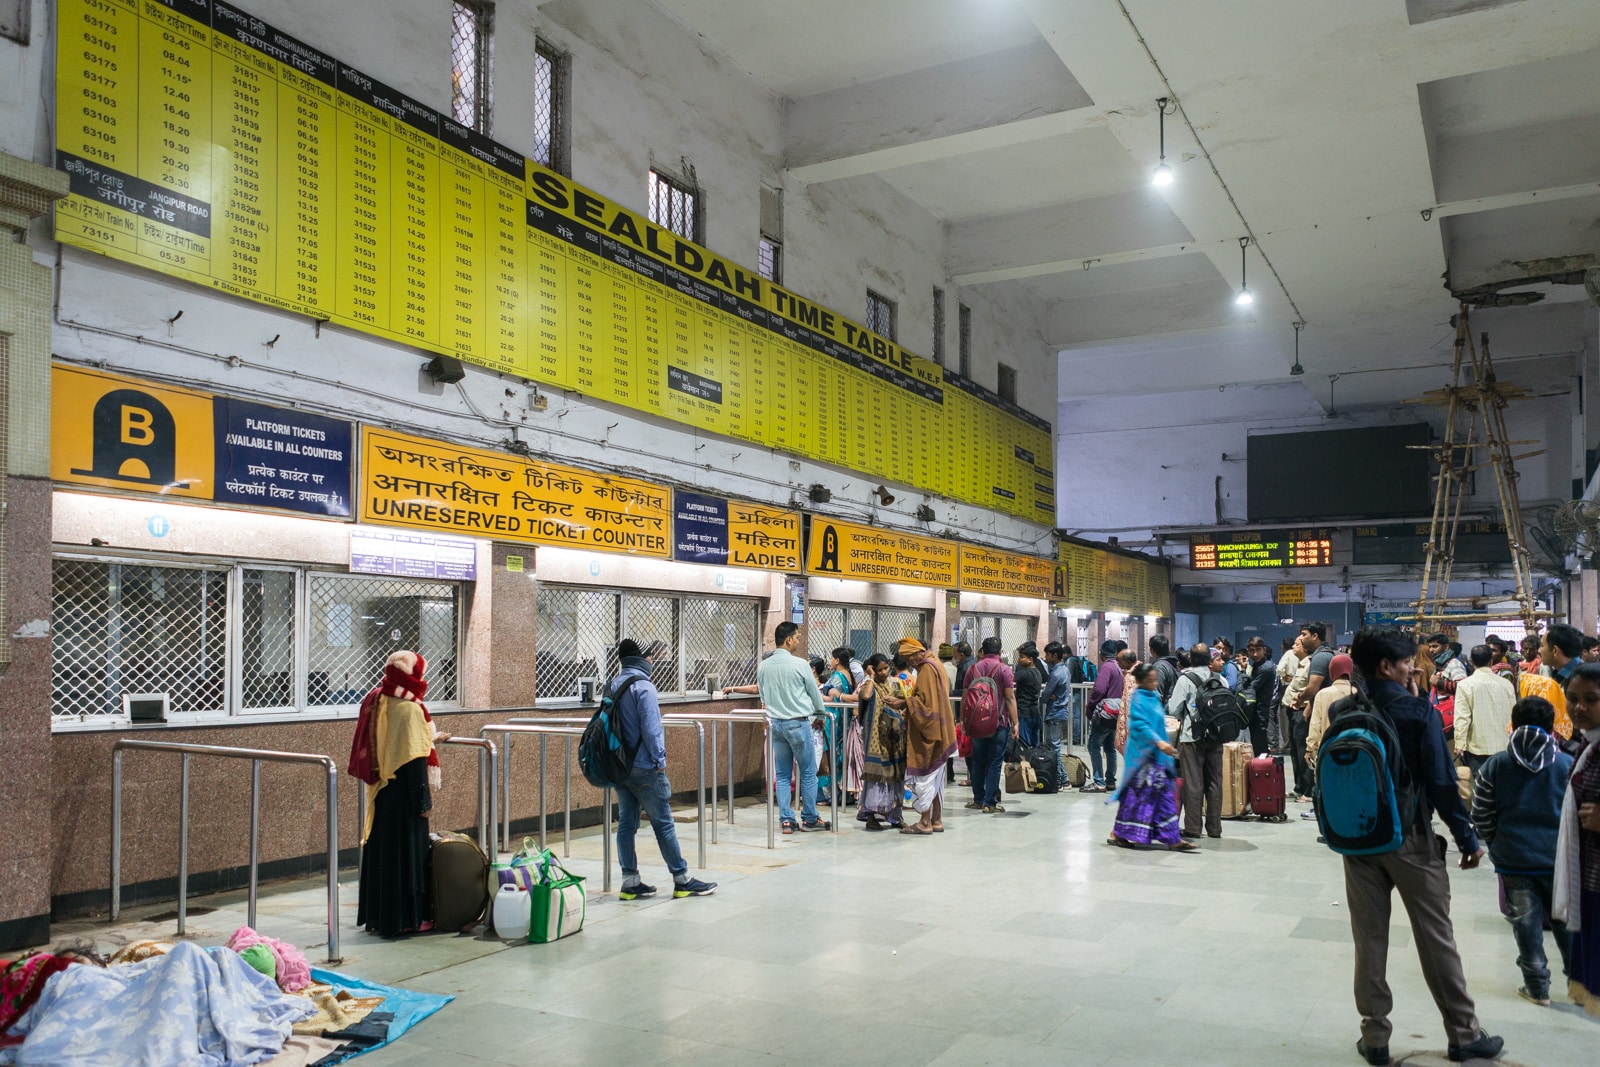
359, 427, 672, 557
805, 516, 957, 589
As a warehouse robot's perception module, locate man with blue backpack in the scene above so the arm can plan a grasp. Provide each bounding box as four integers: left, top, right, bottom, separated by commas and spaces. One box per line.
606, 639, 717, 901
1318, 628, 1502, 1066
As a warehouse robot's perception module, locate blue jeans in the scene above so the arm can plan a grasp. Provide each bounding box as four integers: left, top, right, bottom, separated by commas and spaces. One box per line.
1088, 715, 1118, 786
616, 764, 688, 881
1017, 716, 1040, 748
969, 725, 1011, 807
771, 716, 819, 825
1503, 874, 1571, 998
1045, 718, 1069, 784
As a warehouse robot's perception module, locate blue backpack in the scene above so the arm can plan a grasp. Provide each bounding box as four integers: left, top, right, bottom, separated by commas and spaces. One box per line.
578, 675, 643, 788
1313, 688, 1418, 856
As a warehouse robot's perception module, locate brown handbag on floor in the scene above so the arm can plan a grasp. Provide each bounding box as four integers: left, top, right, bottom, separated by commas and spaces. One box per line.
1004, 759, 1037, 794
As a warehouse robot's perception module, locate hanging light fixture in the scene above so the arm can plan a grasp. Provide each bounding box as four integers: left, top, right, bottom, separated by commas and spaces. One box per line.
1234, 236, 1253, 306
1151, 97, 1174, 187
1290, 321, 1305, 376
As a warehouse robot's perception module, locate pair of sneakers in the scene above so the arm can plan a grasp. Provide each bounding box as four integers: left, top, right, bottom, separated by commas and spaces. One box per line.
619, 878, 717, 900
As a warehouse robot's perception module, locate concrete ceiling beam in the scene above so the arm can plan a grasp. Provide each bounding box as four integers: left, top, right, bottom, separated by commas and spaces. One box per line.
783, 41, 1097, 184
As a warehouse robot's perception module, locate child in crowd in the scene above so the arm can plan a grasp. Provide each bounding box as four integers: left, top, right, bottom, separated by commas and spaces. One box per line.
1470, 695, 1575, 1006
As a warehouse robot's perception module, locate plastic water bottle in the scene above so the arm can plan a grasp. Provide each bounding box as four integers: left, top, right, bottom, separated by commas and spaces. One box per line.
493, 883, 532, 941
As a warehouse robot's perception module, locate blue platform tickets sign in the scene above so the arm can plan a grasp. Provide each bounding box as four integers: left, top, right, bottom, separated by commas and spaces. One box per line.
350, 527, 478, 581
673, 492, 730, 564
672, 492, 801, 571
213, 397, 353, 516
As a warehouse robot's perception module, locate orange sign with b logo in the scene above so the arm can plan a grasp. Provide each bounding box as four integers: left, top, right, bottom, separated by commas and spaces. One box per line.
52, 366, 214, 499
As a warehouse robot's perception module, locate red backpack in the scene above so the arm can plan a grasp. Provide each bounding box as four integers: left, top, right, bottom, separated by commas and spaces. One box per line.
963, 667, 1002, 739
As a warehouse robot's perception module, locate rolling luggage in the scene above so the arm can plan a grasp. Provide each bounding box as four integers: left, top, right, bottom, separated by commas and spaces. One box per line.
1248, 754, 1288, 821
430, 830, 490, 933
1220, 741, 1252, 818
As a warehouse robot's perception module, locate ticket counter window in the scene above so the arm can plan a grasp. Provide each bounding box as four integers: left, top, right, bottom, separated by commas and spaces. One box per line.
807, 604, 931, 661
50, 557, 461, 725
534, 586, 759, 703
956, 614, 1037, 658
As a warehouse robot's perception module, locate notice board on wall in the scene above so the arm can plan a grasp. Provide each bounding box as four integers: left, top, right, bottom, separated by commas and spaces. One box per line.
53, 0, 1053, 523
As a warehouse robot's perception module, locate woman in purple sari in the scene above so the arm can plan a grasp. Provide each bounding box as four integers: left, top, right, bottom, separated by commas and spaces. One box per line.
1108, 663, 1196, 851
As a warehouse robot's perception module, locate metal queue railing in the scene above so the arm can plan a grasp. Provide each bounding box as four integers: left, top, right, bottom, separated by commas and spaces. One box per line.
477, 723, 615, 892
439, 735, 498, 854
110, 740, 343, 964
663, 709, 776, 847
506, 716, 708, 869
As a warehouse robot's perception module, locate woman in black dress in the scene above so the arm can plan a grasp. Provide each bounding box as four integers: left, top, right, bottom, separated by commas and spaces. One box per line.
351, 650, 444, 938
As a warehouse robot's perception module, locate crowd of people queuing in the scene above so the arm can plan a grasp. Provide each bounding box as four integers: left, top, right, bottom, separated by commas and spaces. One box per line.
347, 615, 1600, 1063
700, 616, 1599, 1064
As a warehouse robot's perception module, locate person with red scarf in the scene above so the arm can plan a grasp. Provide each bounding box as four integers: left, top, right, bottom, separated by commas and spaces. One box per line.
349, 650, 446, 938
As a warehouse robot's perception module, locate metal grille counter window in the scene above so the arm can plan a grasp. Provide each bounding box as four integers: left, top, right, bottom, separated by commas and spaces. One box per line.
956, 613, 1037, 656
808, 604, 930, 660
535, 586, 758, 702
51, 557, 462, 724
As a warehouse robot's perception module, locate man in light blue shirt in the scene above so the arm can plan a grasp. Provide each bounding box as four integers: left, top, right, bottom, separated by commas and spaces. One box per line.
756, 621, 829, 833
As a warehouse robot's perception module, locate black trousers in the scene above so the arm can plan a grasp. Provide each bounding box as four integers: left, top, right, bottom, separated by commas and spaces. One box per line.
1288, 706, 1313, 798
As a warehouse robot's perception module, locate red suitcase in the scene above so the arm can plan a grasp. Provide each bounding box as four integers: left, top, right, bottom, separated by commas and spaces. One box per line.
1248, 755, 1287, 822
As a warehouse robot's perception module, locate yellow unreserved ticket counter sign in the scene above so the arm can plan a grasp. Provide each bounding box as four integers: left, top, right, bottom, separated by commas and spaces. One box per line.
51, 365, 215, 500
361, 428, 672, 556
805, 517, 957, 589
958, 545, 1054, 599
1276, 583, 1307, 605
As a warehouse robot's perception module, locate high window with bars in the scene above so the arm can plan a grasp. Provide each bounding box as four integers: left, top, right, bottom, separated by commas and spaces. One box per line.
451, 1, 494, 132
932, 287, 946, 366
998, 362, 1017, 403
534, 586, 759, 702
958, 302, 973, 377
758, 184, 782, 283
532, 39, 567, 171
648, 168, 700, 242
50, 558, 462, 724
806, 604, 930, 662
865, 290, 897, 342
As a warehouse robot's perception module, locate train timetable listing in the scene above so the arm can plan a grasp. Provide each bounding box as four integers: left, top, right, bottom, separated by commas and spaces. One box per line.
1189, 529, 1334, 569
53, 0, 1052, 521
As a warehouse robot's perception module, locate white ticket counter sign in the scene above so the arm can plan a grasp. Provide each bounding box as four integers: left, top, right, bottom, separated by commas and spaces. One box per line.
350, 527, 478, 581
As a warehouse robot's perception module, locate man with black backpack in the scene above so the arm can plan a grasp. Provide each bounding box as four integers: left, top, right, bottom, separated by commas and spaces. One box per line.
1326, 628, 1501, 1066
1149, 634, 1180, 704
1168, 644, 1240, 839
609, 639, 717, 900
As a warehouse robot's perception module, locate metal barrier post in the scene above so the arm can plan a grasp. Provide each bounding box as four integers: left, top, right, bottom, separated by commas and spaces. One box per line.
539, 734, 548, 851
563, 736, 573, 859
111, 749, 123, 921
603, 788, 612, 893
694, 720, 706, 867
766, 718, 776, 847
324, 758, 341, 964
502, 733, 513, 857
728, 719, 735, 825
108, 740, 341, 962
660, 710, 772, 847
709, 720, 718, 844
177, 753, 190, 936
248, 760, 261, 930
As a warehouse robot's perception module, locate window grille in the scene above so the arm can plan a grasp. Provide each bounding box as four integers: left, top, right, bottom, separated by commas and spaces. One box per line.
535, 586, 758, 700
623, 592, 679, 691
998, 363, 1017, 404
52, 560, 228, 721
932, 287, 945, 367
957, 613, 1036, 657
648, 168, 699, 242
866, 290, 897, 342
241, 568, 298, 710
451, 1, 494, 132
958, 302, 973, 377
532, 39, 566, 171
757, 237, 781, 284
307, 574, 461, 707
809, 603, 930, 662
535, 586, 619, 702
682, 596, 759, 691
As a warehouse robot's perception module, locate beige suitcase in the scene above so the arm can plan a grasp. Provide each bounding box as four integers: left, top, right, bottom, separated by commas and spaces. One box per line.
1221, 741, 1252, 818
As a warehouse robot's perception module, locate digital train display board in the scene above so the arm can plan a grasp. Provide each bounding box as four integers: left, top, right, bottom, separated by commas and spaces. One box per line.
1189, 530, 1334, 570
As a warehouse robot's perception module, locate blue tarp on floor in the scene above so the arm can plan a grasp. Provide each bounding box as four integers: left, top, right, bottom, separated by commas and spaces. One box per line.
307, 969, 452, 1063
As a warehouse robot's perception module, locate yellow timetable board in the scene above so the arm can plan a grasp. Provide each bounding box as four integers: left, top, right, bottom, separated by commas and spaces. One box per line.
1056, 541, 1171, 618
54, 0, 1053, 523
